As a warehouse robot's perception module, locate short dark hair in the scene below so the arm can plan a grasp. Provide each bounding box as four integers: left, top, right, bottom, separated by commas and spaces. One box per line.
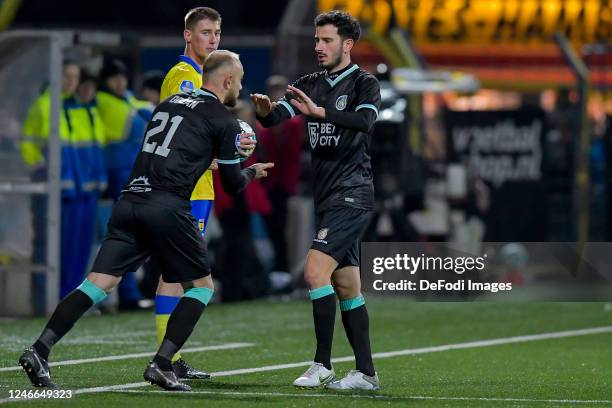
315, 10, 361, 42
185, 7, 221, 30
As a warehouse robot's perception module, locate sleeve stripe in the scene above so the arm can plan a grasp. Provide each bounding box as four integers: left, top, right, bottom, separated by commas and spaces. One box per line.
278, 100, 296, 118
216, 158, 241, 165
355, 104, 379, 117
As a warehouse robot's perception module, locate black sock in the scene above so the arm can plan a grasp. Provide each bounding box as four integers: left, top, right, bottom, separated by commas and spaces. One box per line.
153, 339, 179, 371
33, 290, 94, 360
342, 305, 375, 377
153, 297, 206, 370
312, 293, 336, 370
341, 311, 355, 350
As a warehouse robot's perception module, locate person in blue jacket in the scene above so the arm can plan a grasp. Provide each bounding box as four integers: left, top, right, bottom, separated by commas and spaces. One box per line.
22, 61, 107, 307
96, 59, 153, 310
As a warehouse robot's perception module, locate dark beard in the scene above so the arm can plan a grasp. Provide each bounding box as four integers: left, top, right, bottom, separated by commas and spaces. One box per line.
319, 52, 343, 71
225, 93, 237, 107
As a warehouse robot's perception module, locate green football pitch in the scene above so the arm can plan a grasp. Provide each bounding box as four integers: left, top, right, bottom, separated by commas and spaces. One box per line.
0, 300, 611, 407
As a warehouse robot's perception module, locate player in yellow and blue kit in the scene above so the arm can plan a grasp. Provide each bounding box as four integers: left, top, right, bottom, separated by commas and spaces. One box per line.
154, 7, 255, 379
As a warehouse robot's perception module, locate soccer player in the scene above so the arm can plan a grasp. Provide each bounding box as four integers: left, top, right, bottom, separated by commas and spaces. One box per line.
154, 7, 252, 379
251, 10, 380, 391
19, 50, 273, 392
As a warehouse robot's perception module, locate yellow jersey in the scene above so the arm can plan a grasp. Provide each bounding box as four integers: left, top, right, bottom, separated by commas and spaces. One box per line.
160, 55, 213, 200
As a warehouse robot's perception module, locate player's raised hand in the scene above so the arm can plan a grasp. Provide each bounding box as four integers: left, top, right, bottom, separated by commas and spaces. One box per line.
250, 94, 276, 117
237, 132, 257, 157
287, 85, 325, 119
249, 162, 275, 179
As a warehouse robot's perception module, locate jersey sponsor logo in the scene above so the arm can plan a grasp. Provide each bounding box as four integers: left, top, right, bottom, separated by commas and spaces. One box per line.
179, 80, 195, 93
308, 122, 340, 149
335, 95, 348, 110
124, 176, 151, 193
313, 227, 329, 244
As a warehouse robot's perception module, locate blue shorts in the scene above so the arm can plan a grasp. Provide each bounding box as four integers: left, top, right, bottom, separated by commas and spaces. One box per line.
191, 199, 213, 237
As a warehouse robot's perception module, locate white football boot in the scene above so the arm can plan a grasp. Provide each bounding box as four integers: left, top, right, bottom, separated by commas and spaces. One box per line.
325, 370, 380, 391
293, 363, 335, 387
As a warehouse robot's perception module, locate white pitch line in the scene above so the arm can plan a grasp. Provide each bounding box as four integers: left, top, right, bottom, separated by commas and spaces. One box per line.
1, 325, 611, 404
111, 389, 612, 405
184, 325, 612, 377
0, 343, 254, 373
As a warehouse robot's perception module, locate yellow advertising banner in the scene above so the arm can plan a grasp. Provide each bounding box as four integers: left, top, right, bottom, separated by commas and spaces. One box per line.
318, 0, 611, 44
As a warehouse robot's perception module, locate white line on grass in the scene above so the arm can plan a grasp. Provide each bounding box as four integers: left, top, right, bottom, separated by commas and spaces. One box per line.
188, 325, 612, 377
0, 343, 254, 373
1, 325, 611, 404
111, 389, 612, 405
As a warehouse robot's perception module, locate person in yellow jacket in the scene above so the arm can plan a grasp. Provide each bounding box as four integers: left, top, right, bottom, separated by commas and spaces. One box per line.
155, 7, 255, 379
96, 59, 153, 200
21, 62, 107, 311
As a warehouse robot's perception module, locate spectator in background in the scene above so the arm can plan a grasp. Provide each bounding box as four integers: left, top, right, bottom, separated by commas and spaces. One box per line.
21, 62, 105, 309
96, 59, 152, 199
96, 58, 153, 310
140, 70, 165, 106
22, 61, 81, 310
256, 75, 304, 273
213, 99, 272, 301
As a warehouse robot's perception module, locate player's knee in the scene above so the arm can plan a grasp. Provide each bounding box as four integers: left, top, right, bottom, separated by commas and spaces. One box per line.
87, 272, 120, 292
333, 281, 360, 300
185, 275, 214, 291
157, 280, 184, 297
304, 254, 334, 289
304, 266, 325, 289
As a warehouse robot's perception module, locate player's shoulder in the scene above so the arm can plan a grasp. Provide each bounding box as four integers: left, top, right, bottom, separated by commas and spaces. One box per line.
166, 61, 192, 76
190, 91, 236, 122
294, 71, 326, 85
158, 91, 216, 112
352, 69, 380, 94
163, 64, 199, 93
354, 68, 379, 85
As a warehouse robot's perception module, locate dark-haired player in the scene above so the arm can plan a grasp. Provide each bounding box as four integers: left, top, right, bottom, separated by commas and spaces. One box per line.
252, 10, 380, 391
20, 51, 272, 392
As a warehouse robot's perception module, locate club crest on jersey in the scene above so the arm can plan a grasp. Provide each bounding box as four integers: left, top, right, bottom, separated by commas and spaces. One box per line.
314, 227, 329, 244
179, 80, 195, 93
335, 95, 348, 110
308, 122, 339, 149
317, 228, 328, 240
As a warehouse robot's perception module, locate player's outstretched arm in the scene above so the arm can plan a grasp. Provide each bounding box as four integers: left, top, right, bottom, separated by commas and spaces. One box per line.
218, 162, 274, 195
288, 84, 378, 133
250, 94, 276, 117
251, 93, 292, 128
287, 85, 325, 118
248, 162, 275, 178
